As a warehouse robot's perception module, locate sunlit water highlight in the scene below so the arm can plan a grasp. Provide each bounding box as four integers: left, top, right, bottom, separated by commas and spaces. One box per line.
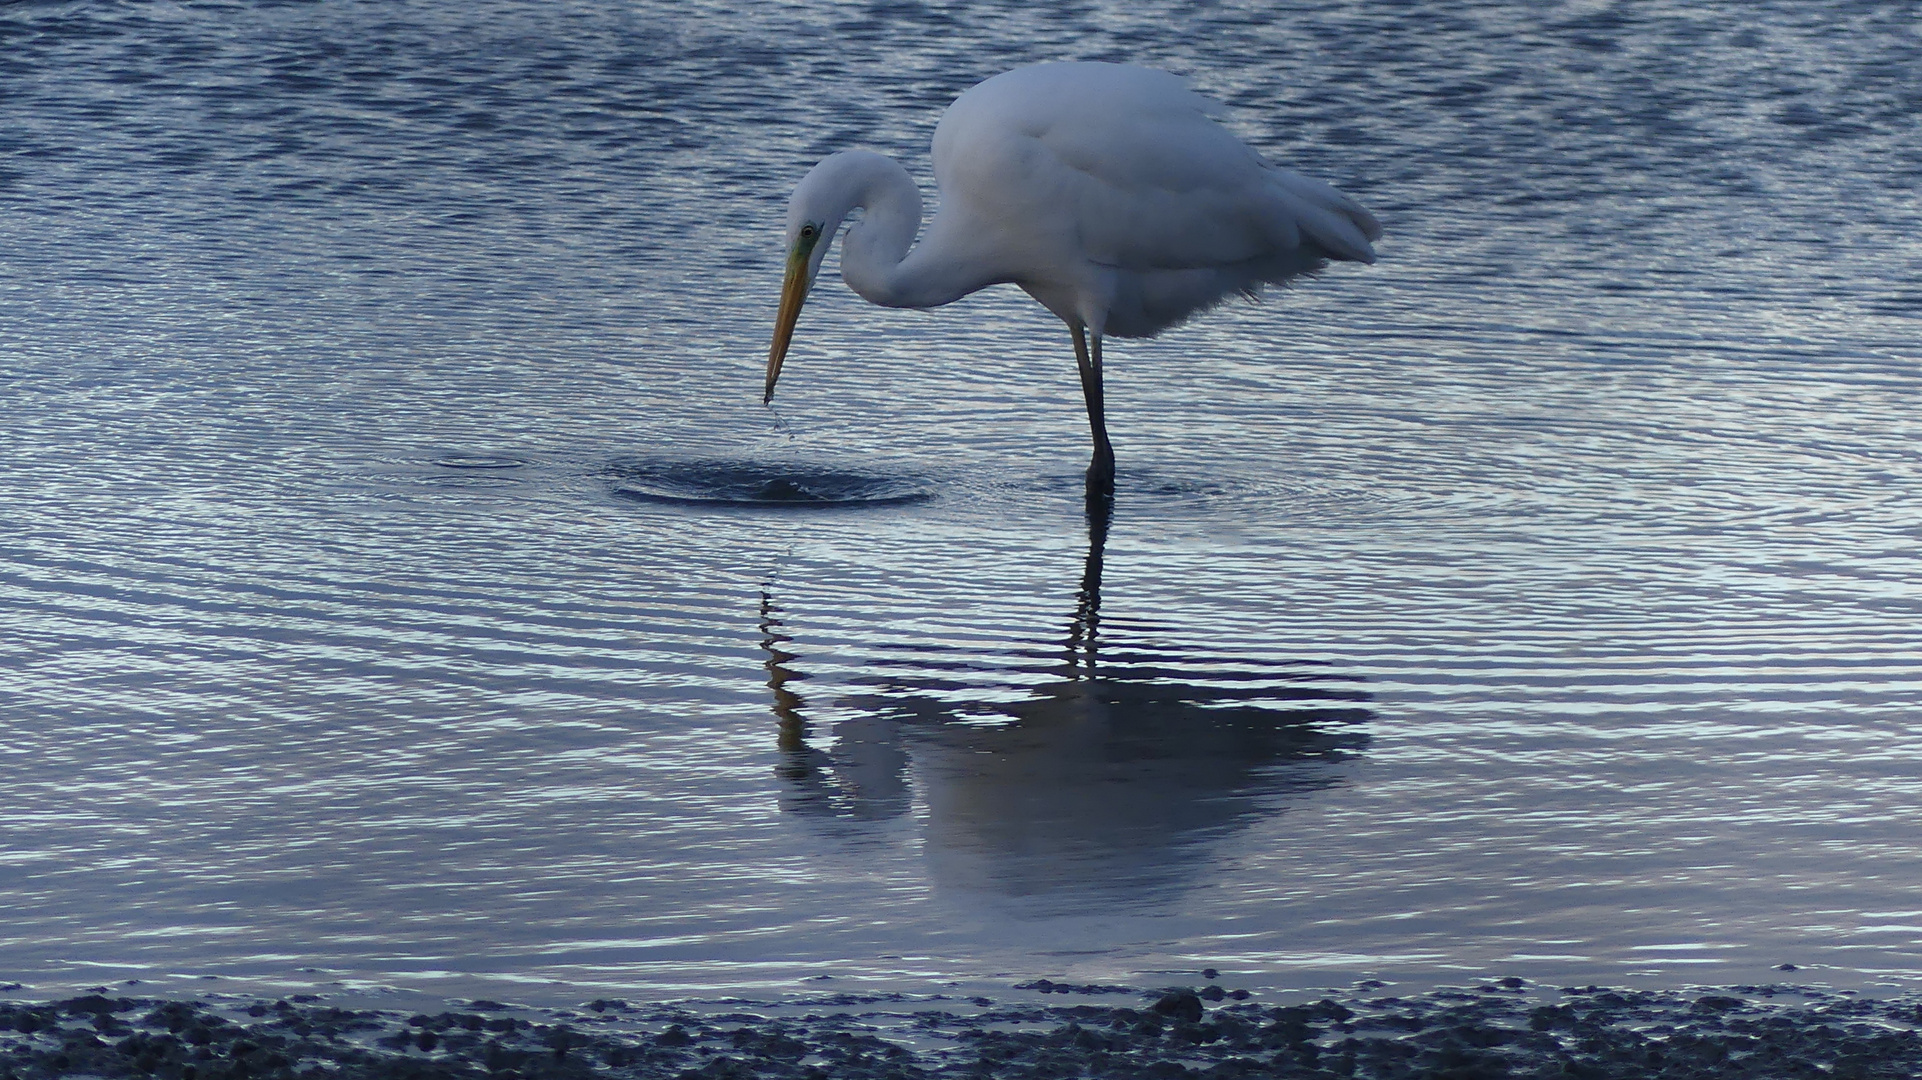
2, 0, 1920, 1007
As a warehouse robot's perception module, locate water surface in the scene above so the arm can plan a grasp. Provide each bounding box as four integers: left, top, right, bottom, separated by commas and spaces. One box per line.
3, 0, 1920, 1005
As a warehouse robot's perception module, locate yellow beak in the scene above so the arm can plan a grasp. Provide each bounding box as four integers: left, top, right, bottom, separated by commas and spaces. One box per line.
765, 242, 813, 404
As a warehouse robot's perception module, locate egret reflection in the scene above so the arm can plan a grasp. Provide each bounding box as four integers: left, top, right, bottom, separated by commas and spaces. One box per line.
764, 493, 1373, 898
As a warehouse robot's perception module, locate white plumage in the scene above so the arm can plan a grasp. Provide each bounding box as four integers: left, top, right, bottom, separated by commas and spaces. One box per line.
765, 62, 1381, 487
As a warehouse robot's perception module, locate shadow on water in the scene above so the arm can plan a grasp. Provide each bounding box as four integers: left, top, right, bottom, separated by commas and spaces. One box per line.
608, 456, 930, 508
764, 484, 1374, 901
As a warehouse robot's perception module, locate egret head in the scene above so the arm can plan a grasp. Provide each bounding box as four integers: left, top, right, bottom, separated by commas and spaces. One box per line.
765, 151, 915, 404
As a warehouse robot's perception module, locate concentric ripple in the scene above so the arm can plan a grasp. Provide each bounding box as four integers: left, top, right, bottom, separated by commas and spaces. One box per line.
607, 458, 931, 508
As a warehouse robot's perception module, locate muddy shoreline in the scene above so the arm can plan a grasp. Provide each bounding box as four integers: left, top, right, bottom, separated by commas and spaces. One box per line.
5, 980, 1920, 1079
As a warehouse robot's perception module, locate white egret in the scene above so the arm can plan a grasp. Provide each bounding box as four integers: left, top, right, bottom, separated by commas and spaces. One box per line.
764, 62, 1381, 488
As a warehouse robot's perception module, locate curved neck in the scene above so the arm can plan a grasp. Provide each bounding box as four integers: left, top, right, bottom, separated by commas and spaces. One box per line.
792, 151, 996, 310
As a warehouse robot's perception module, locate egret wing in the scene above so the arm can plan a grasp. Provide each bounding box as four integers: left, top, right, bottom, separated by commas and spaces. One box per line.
933, 63, 1378, 275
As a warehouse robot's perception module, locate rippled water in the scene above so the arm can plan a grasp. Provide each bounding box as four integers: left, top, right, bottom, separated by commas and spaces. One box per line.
4, 0, 1920, 1006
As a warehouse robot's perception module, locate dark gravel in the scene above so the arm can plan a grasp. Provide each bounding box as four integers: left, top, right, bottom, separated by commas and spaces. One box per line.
4, 982, 1920, 1079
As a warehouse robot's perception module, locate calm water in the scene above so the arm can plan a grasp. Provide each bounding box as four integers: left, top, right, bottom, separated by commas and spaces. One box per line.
4, 0, 1920, 1006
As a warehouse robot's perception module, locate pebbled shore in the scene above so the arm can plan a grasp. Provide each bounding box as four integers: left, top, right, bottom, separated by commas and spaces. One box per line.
4, 982, 1920, 1079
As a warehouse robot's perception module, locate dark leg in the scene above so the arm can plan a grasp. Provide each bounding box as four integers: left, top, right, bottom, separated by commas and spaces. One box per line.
1072, 325, 1116, 493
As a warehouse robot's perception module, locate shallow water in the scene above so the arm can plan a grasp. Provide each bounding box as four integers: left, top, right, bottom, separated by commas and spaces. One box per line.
3, 0, 1920, 1007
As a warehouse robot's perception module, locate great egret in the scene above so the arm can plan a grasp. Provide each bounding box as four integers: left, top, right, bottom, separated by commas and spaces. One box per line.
764, 62, 1381, 489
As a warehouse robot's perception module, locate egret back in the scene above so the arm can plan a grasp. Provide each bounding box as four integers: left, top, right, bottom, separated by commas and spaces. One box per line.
928, 62, 1380, 337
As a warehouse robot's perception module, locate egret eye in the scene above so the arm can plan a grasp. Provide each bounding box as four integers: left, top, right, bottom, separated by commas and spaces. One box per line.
799, 223, 819, 241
